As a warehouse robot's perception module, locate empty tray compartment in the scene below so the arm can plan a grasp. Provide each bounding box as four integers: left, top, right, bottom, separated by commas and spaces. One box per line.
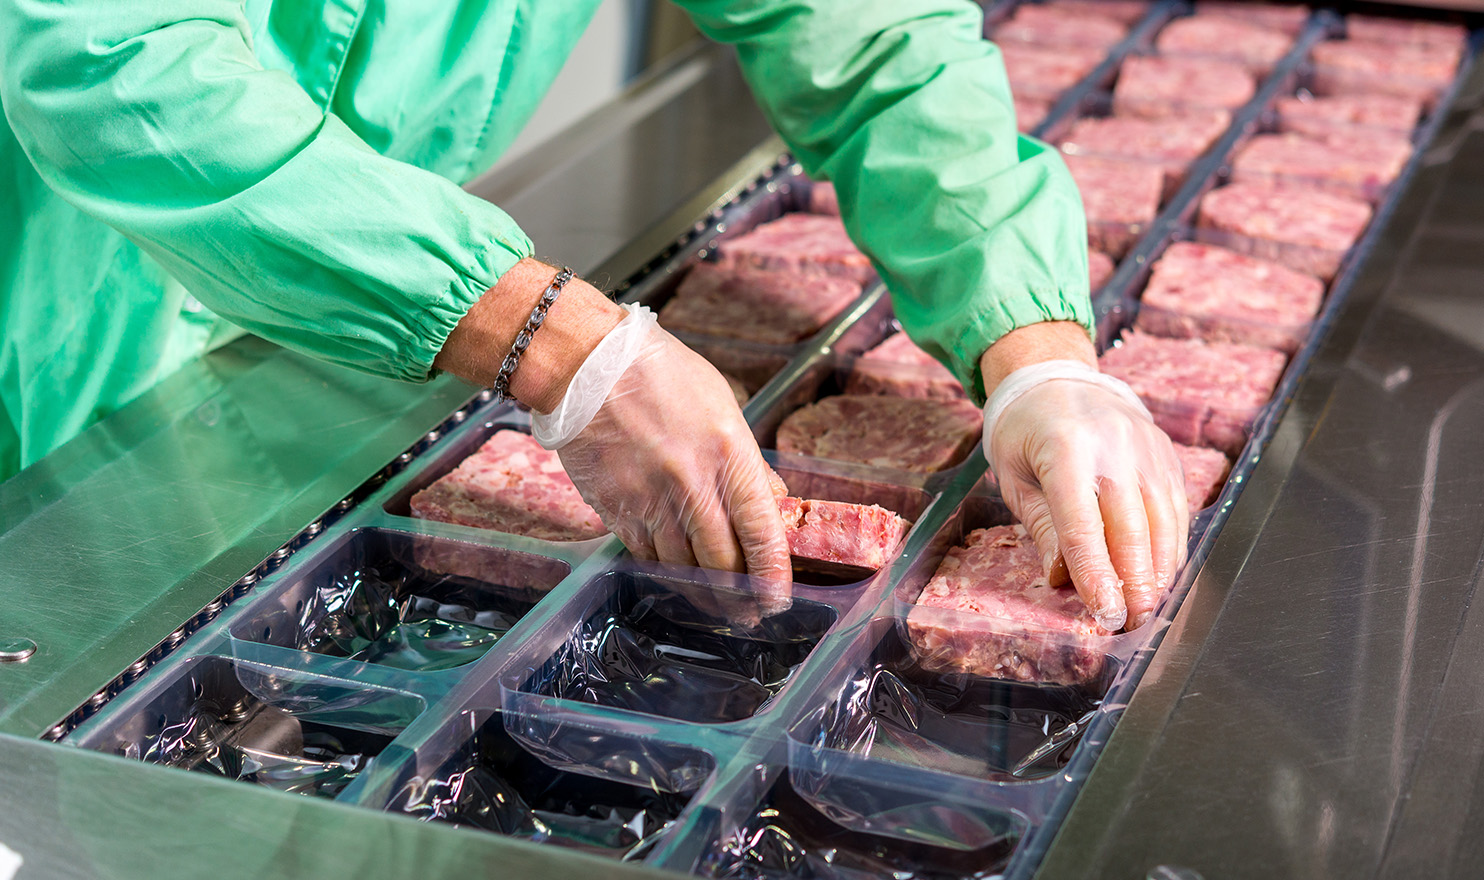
517, 568, 838, 725
384, 708, 709, 860
232, 528, 570, 672
74, 656, 422, 799
791, 618, 1115, 783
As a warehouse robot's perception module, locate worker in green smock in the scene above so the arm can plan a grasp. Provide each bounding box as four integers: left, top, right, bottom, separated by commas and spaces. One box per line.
0, 0, 1186, 631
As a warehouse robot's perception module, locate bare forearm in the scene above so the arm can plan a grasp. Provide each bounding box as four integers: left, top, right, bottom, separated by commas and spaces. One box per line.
433, 258, 626, 412
978, 321, 1097, 395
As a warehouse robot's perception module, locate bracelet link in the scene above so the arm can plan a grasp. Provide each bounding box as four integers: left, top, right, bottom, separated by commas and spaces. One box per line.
491, 266, 575, 402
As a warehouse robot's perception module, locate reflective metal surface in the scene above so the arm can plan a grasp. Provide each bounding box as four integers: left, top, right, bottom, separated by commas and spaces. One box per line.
1037, 46, 1484, 880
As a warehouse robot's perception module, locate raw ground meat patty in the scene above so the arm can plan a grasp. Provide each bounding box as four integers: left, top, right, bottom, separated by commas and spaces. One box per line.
1195, 1, 1310, 35
1133, 241, 1325, 352
1043, 0, 1150, 25
659, 261, 861, 344
1311, 40, 1460, 105
999, 44, 1105, 101
1099, 332, 1288, 455
720, 213, 875, 284
1175, 442, 1232, 512
411, 430, 607, 541
1275, 94, 1423, 138
994, 4, 1128, 50
1230, 130, 1412, 203
909, 524, 1110, 685
779, 497, 911, 571
1155, 15, 1293, 74
1345, 14, 1467, 49
1197, 182, 1371, 280
1090, 250, 1116, 291
1058, 110, 1230, 196
1113, 56, 1256, 118
1062, 154, 1164, 256
776, 395, 983, 473
844, 332, 966, 400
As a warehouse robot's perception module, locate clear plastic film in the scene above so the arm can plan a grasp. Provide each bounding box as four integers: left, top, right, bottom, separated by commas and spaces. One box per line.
94, 658, 422, 799
518, 569, 835, 725
389, 710, 697, 861
233, 529, 571, 672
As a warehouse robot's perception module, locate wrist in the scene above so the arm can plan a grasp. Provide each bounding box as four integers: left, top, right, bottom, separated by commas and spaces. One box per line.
977, 321, 1097, 397
435, 258, 626, 412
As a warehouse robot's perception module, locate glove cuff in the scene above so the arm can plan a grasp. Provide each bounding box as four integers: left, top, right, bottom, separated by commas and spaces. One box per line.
982, 359, 1152, 447
531, 303, 656, 450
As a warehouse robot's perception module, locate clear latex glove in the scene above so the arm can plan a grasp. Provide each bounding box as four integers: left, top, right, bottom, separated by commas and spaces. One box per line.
539, 305, 794, 622
983, 360, 1189, 632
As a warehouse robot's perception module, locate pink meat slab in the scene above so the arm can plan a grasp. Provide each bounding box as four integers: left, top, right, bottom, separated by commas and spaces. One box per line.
1155, 15, 1294, 74
410, 430, 607, 542
1230, 130, 1412, 203
778, 496, 911, 572
1133, 241, 1325, 353
1196, 1, 1309, 34
994, 4, 1128, 50
1016, 95, 1052, 131
1062, 153, 1164, 257
1043, 0, 1151, 26
1113, 55, 1256, 119
719, 213, 875, 284
998, 44, 1105, 101
1275, 94, 1423, 138
1197, 182, 1371, 280
1090, 250, 1116, 291
909, 524, 1110, 685
844, 332, 966, 400
776, 394, 983, 473
1345, 14, 1467, 49
410, 540, 571, 593
1311, 40, 1460, 105
1099, 332, 1288, 455
1174, 442, 1232, 512
1058, 110, 1230, 197
807, 181, 838, 216
659, 261, 861, 345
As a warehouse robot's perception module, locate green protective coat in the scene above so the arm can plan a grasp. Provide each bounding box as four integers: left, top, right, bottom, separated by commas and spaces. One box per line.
0, 0, 1091, 481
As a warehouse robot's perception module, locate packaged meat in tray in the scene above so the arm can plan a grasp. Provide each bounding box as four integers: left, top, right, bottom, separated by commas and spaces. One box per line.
1055, 107, 1231, 200
1130, 240, 1325, 354
1041, 0, 1151, 27
992, 3, 1129, 51
1061, 152, 1163, 257
1273, 92, 1424, 139
381, 707, 714, 860
1195, 181, 1372, 282
228, 528, 572, 673
997, 43, 1106, 102
1154, 13, 1295, 75
1228, 129, 1412, 204
71, 656, 423, 801
1194, 1, 1311, 36
1112, 54, 1257, 119
1311, 37, 1463, 107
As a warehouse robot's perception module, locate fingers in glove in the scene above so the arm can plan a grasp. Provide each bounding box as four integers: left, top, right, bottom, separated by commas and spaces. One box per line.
1007, 479, 1066, 587
1040, 466, 1128, 633
1168, 468, 1191, 572
1143, 475, 1182, 598
729, 462, 794, 616
1097, 475, 1159, 631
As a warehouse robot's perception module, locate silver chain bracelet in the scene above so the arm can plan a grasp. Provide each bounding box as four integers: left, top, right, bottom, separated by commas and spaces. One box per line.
492, 266, 575, 402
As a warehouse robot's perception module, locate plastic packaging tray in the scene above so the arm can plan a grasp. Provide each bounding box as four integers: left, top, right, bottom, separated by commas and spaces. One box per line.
59, 9, 1480, 879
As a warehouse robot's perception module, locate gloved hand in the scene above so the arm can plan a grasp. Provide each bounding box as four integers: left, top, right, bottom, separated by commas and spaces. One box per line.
533, 304, 794, 622
983, 360, 1189, 632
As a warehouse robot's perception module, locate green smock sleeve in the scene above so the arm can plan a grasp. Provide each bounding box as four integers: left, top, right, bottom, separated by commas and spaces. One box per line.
676, 0, 1093, 402
0, 0, 532, 383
